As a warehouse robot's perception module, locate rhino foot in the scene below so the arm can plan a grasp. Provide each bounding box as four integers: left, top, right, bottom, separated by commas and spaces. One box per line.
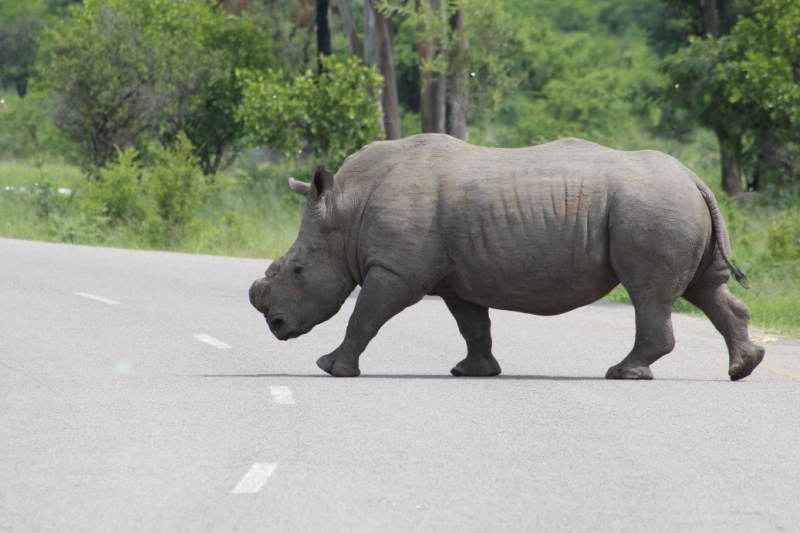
729, 343, 765, 381
451, 355, 502, 377
605, 363, 654, 380
316, 353, 361, 377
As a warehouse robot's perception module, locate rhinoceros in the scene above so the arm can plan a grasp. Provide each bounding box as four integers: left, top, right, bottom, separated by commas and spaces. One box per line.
249, 134, 765, 380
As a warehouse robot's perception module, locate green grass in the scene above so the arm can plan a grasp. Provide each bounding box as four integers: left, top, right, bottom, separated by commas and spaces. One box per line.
1, 131, 799, 337
0, 159, 304, 258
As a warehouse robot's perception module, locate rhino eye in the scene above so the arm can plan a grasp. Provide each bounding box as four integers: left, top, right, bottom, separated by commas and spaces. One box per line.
293, 266, 303, 274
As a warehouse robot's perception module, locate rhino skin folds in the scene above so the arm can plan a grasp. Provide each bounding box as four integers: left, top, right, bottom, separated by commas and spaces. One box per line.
248, 134, 765, 381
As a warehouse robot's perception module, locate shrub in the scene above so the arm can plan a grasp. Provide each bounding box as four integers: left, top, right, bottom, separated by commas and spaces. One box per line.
77, 132, 209, 246
142, 132, 208, 244
0, 92, 77, 164
766, 208, 800, 261
82, 146, 142, 223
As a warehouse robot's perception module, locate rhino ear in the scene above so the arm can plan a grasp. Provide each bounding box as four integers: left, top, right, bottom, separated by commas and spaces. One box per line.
287, 177, 310, 197
310, 164, 335, 199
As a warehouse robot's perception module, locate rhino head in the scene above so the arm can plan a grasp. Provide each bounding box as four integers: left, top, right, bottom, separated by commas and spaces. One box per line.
249, 164, 356, 341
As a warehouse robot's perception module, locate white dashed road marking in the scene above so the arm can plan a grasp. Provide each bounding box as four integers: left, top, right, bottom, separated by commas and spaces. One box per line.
193, 334, 231, 349
232, 463, 277, 494
270, 386, 296, 404
74, 292, 120, 305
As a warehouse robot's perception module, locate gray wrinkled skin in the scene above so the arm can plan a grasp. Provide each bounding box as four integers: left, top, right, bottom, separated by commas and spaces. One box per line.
249, 134, 765, 380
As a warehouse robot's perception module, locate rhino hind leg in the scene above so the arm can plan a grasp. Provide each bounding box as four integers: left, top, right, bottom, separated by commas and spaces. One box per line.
444, 298, 501, 377
682, 281, 765, 381
605, 297, 677, 380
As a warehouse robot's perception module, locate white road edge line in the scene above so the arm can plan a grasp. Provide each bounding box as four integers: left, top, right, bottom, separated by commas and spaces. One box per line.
74, 292, 120, 305
232, 463, 277, 494
270, 386, 296, 404
193, 334, 231, 349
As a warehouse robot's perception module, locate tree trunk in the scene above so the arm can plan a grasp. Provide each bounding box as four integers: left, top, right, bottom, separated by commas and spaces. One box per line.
701, 2, 741, 195
446, 9, 469, 141
316, 0, 331, 74
15, 79, 27, 98
698, 0, 719, 39
372, 0, 402, 139
716, 0, 736, 36
417, 0, 445, 134
337, 0, 363, 61
716, 128, 742, 196
364, 1, 384, 133
364, 1, 378, 65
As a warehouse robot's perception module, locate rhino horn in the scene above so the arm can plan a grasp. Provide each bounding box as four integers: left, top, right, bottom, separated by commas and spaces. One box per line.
249, 277, 271, 314
287, 177, 310, 197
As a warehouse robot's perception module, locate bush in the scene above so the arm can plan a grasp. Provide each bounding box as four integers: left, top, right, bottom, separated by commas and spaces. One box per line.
766, 208, 800, 261
78, 132, 209, 246
143, 133, 208, 244
0, 92, 77, 164
82, 146, 142, 223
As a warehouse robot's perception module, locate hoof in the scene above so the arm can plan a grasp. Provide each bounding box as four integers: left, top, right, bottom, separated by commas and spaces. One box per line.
316, 354, 360, 377
450, 356, 501, 377
729, 344, 766, 381
605, 363, 653, 380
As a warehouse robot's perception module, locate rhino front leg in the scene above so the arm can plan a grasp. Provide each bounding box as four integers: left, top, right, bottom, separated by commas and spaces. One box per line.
444, 297, 501, 377
316, 266, 425, 377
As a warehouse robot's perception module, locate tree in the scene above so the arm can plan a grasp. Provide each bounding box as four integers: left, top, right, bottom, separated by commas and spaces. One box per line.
415, 0, 446, 134
663, 0, 800, 194
238, 55, 385, 168
37, 0, 275, 173
722, 0, 800, 191
446, 8, 469, 140
337, 0, 364, 60
390, 0, 521, 140
372, 0, 402, 139
0, 21, 37, 97
654, 0, 754, 195
0, 0, 82, 97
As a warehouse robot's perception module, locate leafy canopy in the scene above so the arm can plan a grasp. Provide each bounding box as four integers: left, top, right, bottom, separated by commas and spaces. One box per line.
238, 54, 385, 169
664, 0, 800, 190
37, 0, 275, 173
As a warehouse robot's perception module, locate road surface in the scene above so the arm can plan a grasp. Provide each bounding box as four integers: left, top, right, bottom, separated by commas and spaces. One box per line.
1, 237, 799, 532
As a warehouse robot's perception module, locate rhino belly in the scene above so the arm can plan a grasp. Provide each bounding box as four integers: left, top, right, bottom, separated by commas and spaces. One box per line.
434, 177, 619, 315
440, 245, 619, 316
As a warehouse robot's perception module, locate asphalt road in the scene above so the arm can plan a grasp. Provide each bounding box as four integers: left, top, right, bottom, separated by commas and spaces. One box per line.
1, 237, 799, 532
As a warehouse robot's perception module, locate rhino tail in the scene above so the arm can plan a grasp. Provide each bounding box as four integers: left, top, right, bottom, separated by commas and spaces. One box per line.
691, 175, 749, 289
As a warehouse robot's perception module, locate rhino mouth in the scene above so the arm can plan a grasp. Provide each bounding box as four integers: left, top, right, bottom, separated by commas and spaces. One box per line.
267, 314, 307, 341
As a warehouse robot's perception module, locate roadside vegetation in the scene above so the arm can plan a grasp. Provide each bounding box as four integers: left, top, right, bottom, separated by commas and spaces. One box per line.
1, 0, 798, 335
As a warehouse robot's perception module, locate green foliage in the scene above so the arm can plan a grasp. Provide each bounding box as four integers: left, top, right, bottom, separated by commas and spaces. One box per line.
474, 18, 662, 147
663, 37, 736, 134
663, 0, 800, 192
387, 0, 524, 125
766, 208, 800, 261
0, 91, 77, 163
162, 9, 275, 175
82, 147, 142, 223
77, 133, 209, 246
143, 133, 209, 243
37, 0, 274, 173
0, 1, 82, 96
723, 0, 800, 190
238, 55, 384, 169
